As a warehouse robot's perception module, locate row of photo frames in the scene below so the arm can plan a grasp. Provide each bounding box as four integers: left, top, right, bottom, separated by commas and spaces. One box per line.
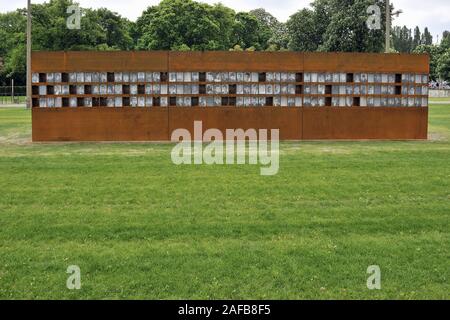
34, 96, 428, 108
32, 84, 430, 96
32, 72, 429, 84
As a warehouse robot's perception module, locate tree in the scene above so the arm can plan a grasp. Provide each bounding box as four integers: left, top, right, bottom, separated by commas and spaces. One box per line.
319, 0, 386, 52
249, 8, 288, 50
441, 31, 450, 49
414, 45, 444, 81
30, 0, 133, 51
136, 0, 235, 50
287, 0, 386, 53
413, 26, 421, 50
437, 49, 450, 81
232, 12, 262, 50
0, 0, 443, 85
0, 10, 26, 85
287, 9, 323, 51
392, 26, 413, 53
422, 27, 433, 46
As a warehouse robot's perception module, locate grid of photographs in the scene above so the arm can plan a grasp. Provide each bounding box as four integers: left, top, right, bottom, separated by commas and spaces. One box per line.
31, 71, 429, 108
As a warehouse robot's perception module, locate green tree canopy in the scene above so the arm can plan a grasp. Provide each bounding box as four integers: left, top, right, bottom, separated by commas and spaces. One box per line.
414, 44, 445, 80
136, 0, 235, 50
436, 49, 450, 81
287, 0, 386, 53
0, 0, 449, 84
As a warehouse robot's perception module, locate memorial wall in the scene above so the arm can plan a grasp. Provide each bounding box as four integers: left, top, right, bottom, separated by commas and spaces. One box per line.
31, 51, 429, 141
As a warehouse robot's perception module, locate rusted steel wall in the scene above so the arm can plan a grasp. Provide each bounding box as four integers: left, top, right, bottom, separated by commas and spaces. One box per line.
169, 51, 304, 72
32, 108, 169, 141
32, 107, 427, 141
32, 51, 169, 72
302, 107, 428, 140
32, 51, 429, 73
302, 52, 429, 73
31, 51, 429, 141
168, 107, 302, 140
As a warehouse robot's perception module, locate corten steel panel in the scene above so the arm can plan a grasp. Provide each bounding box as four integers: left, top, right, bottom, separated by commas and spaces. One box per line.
32, 108, 169, 142
32, 51, 429, 73
169, 51, 304, 71
303, 53, 429, 73
32, 51, 169, 72
302, 107, 428, 140
168, 107, 302, 140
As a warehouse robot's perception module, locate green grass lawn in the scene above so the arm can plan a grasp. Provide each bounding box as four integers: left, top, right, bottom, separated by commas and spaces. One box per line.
0, 96, 26, 105
0, 106, 449, 299
429, 97, 450, 103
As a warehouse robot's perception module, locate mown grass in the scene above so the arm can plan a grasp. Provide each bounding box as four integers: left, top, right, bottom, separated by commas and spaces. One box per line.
0, 105, 449, 299
429, 97, 450, 103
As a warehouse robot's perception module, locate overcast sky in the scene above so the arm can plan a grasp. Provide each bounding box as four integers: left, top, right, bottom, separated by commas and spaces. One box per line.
3, 0, 450, 43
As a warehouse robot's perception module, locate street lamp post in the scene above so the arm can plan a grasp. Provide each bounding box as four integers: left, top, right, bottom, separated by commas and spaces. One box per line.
385, 0, 391, 53
385, 0, 403, 53
26, 0, 31, 109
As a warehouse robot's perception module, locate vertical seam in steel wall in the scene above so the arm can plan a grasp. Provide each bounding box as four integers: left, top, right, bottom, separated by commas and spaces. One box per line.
301, 53, 304, 140
167, 51, 170, 141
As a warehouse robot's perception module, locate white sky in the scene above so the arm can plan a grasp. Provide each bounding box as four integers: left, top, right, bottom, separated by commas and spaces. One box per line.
3, 0, 450, 43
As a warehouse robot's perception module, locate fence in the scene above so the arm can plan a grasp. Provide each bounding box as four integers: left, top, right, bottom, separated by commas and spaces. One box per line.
0, 86, 26, 104
429, 89, 450, 98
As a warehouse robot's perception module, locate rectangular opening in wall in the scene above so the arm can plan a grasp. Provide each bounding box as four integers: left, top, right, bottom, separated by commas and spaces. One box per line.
199, 84, 206, 94
32, 86, 39, 95
325, 85, 332, 95
98, 97, 106, 106
62, 97, 69, 107
395, 73, 402, 83
395, 85, 402, 95
169, 97, 177, 106
259, 72, 266, 82
191, 97, 199, 106
229, 97, 236, 106
296, 73, 303, 82
84, 85, 92, 95
229, 84, 237, 94
221, 97, 229, 106
138, 85, 145, 95
107, 72, 115, 82
160, 72, 168, 82
32, 98, 39, 107
122, 97, 130, 107
39, 73, 46, 83
346, 73, 354, 83
266, 97, 274, 106
295, 85, 303, 94
47, 85, 54, 95
92, 97, 99, 107
153, 97, 161, 107
353, 97, 360, 107
325, 97, 332, 107
199, 72, 206, 82
77, 98, 85, 107
69, 85, 77, 95
61, 73, 69, 83
123, 85, 130, 95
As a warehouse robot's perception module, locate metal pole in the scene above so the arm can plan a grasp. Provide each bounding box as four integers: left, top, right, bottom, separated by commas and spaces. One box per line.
385, 0, 391, 53
11, 79, 14, 103
26, 0, 32, 109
